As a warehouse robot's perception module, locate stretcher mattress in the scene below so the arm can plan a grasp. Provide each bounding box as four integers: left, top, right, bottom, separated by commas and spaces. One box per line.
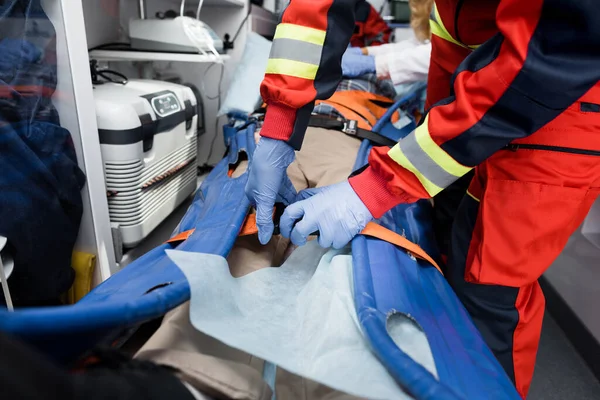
0, 90, 519, 399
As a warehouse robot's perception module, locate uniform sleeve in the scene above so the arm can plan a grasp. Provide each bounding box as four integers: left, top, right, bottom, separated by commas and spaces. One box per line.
259, 0, 362, 150
349, 0, 600, 217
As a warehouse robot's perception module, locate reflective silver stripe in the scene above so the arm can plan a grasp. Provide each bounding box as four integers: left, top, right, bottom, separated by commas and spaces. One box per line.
269, 38, 323, 66
399, 132, 457, 189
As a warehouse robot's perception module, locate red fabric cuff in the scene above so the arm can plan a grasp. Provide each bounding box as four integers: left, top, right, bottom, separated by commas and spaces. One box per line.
260, 102, 297, 141
349, 165, 417, 218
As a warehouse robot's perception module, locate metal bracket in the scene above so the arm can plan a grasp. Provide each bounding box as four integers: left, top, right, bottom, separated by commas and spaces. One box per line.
342, 119, 358, 135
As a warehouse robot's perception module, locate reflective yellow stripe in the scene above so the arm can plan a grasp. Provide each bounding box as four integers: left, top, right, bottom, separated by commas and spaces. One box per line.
265, 58, 319, 80
466, 190, 480, 202
273, 23, 326, 46
413, 115, 472, 178
387, 114, 472, 197
430, 3, 480, 50
268, 23, 325, 80
388, 144, 444, 197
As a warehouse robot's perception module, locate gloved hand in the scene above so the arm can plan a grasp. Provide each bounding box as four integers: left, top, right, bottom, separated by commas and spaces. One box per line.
345, 46, 363, 56
341, 50, 375, 78
245, 137, 297, 245
279, 181, 374, 249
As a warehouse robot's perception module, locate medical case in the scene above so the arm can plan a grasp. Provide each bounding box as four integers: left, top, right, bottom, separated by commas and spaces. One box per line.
93, 79, 198, 248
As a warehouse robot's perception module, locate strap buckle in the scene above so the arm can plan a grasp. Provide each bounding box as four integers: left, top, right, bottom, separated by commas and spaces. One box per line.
342, 119, 358, 135
272, 203, 288, 236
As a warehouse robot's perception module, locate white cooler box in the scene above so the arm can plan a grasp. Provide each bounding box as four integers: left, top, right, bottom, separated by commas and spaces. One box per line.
94, 79, 199, 248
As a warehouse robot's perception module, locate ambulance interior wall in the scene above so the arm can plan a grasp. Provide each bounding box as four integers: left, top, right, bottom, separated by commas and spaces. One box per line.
82, 0, 256, 167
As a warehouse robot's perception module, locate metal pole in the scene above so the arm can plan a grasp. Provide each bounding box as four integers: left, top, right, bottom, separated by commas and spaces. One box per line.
138, 0, 147, 19
0, 256, 14, 311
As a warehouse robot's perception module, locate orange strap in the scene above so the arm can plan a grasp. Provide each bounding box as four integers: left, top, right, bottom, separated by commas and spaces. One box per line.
166, 208, 279, 244
166, 229, 195, 243
0, 85, 60, 99
318, 91, 401, 125
316, 99, 376, 130
360, 222, 443, 275
166, 224, 258, 244
166, 217, 442, 275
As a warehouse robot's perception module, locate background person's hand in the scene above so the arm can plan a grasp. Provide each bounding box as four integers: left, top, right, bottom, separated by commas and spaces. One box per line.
245, 137, 297, 244
341, 50, 376, 78
279, 181, 374, 249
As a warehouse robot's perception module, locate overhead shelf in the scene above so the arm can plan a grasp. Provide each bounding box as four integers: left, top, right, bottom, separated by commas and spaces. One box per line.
168, 0, 245, 7
89, 49, 230, 63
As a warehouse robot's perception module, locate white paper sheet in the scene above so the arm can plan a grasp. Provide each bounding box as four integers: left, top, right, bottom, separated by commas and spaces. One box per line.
167, 241, 437, 399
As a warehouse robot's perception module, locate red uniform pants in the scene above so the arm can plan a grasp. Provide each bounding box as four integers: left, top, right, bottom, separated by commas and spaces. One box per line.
427, 35, 600, 398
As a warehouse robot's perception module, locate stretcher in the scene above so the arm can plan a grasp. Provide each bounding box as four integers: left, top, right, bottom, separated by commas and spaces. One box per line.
0, 86, 519, 399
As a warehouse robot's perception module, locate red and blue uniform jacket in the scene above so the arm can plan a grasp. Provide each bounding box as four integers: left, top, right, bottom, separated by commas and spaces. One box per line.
349, 2, 391, 48
259, 0, 600, 218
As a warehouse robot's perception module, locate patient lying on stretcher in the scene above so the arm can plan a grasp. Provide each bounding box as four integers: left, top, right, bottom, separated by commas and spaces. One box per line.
134, 72, 408, 400
223, 67, 402, 276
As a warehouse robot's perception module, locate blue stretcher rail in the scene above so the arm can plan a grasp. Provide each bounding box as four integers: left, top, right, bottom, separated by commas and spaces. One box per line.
0, 86, 519, 399
0, 123, 257, 362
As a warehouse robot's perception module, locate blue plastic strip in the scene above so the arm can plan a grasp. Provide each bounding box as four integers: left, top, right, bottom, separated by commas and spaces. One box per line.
262, 361, 278, 400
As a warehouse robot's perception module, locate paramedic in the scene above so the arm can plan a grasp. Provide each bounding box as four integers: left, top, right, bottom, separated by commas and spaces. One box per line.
342, 0, 432, 89
245, 0, 600, 397
349, 1, 392, 47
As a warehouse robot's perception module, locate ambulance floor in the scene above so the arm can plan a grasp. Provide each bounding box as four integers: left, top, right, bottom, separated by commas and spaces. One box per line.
529, 313, 600, 400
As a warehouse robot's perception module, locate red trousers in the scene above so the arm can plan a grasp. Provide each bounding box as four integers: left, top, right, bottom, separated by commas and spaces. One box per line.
427, 35, 600, 398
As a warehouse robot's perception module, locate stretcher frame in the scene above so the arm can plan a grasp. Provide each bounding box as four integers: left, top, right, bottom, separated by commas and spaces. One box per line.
0, 85, 519, 399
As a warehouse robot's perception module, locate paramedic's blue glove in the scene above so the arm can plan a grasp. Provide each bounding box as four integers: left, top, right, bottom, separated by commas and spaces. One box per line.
279, 181, 374, 249
341, 50, 375, 78
246, 137, 297, 245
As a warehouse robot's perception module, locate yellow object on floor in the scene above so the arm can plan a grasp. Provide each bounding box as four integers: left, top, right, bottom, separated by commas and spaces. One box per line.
62, 251, 96, 304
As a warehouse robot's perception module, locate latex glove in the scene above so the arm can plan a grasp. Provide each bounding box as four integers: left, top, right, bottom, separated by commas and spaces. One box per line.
246, 137, 297, 244
341, 50, 375, 78
345, 46, 363, 56
279, 181, 374, 249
